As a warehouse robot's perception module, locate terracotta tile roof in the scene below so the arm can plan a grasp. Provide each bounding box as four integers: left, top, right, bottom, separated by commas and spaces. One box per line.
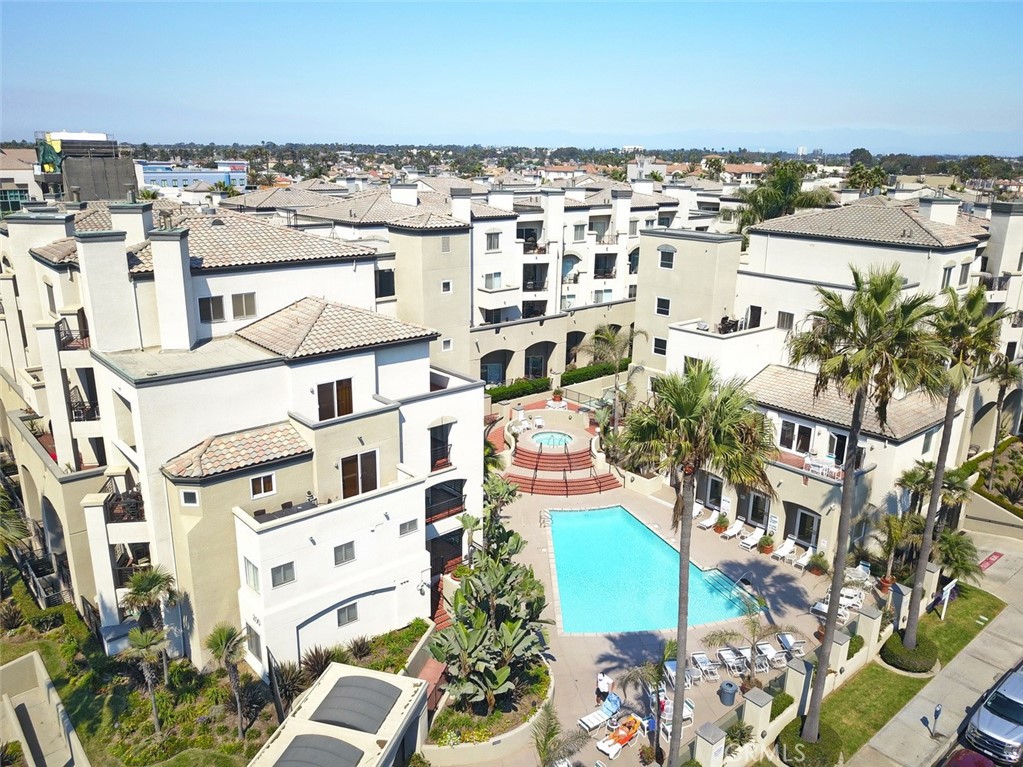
724, 163, 768, 175
954, 211, 990, 238
219, 187, 338, 209
29, 237, 78, 264
292, 179, 348, 192
750, 204, 977, 248
389, 212, 467, 230
238, 297, 437, 358
297, 189, 513, 226
846, 195, 915, 208
489, 173, 536, 187
746, 365, 950, 442
162, 421, 310, 479
417, 177, 488, 195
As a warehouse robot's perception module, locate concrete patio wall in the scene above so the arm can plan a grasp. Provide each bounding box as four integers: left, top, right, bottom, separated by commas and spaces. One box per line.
961, 489, 1023, 541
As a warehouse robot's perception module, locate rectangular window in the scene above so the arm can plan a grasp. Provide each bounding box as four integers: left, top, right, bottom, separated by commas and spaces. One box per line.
318, 379, 354, 421
659, 215, 671, 227
441, 338, 453, 351
656, 297, 670, 316
484, 272, 502, 290
646, 218, 655, 228
959, 263, 970, 286
573, 224, 585, 242
271, 562, 295, 588
231, 292, 256, 319
172, 179, 179, 187
399, 519, 418, 536
922, 429, 934, 455
341, 450, 378, 498
941, 267, 953, 289
699, 473, 723, 510
45, 283, 57, 315
441, 280, 452, 293
629, 220, 638, 236
653, 337, 667, 356
628, 285, 637, 299
745, 492, 770, 527
593, 289, 612, 303
779, 420, 813, 453
777, 311, 794, 331
246, 624, 262, 658
441, 235, 451, 253
180, 490, 198, 506
198, 296, 225, 323
244, 558, 260, 593
250, 473, 275, 499
334, 541, 355, 566
659, 250, 674, 269
375, 269, 396, 299
337, 603, 358, 627
486, 232, 500, 251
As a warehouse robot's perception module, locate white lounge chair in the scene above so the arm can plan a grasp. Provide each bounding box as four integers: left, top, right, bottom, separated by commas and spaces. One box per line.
596, 714, 643, 760
659, 698, 695, 741
717, 647, 747, 676
692, 503, 706, 520
578, 692, 622, 731
691, 652, 720, 681
771, 536, 797, 561
826, 587, 864, 609
811, 600, 850, 624
756, 641, 788, 669
738, 527, 765, 551
533, 415, 545, 429
719, 520, 745, 539
778, 633, 806, 658
696, 513, 718, 530
793, 546, 814, 572
737, 646, 769, 675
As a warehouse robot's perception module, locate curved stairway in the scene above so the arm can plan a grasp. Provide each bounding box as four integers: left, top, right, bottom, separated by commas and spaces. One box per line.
505, 443, 621, 496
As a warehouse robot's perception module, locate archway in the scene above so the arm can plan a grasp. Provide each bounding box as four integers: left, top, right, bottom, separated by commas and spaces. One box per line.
524, 341, 555, 379
480, 350, 513, 386
565, 331, 585, 367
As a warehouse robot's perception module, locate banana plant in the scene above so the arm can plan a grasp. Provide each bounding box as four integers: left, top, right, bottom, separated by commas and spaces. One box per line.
495, 619, 540, 671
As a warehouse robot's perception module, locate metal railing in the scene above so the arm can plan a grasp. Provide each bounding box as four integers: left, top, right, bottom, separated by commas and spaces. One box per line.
595, 233, 618, 245
57, 325, 91, 351
430, 443, 452, 471
593, 268, 616, 279
114, 564, 151, 588
102, 478, 145, 523
980, 273, 1011, 291
523, 280, 548, 291
425, 494, 466, 524
70, 401, 100, 422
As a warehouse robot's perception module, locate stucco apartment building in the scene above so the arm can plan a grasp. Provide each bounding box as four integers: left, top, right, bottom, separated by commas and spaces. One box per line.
630, 197, 1023, 562
0, 201, 483, 673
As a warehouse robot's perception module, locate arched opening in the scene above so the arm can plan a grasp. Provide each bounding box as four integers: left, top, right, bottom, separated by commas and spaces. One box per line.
562, 253, 581, 282
480, 350, 513, 386
524, 341, 555, 379
628, 248, 639, 275
565, 331, 586, 367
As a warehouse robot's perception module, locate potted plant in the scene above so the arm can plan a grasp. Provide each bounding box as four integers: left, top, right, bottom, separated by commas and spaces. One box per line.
552, 387, 563, 402
450, 563, 472, 582
807, 551, 830, 576
713, 512, 729, 534
757, 534, 775, 555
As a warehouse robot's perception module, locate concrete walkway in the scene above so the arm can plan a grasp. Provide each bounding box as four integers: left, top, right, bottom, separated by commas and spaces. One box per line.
10, 688, 72, 767
847, 532, 1023, 767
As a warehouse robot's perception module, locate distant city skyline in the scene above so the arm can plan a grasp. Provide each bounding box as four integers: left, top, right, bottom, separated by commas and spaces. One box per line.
2, 2, 1022, 156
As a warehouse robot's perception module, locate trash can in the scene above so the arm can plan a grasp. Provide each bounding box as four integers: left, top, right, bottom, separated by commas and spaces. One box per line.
719, 681, 739, 706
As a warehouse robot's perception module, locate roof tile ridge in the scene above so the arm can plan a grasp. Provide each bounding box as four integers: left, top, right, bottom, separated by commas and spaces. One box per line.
293, 297, 329, 358
194, 435, 216, 477
901, 207, 944, 246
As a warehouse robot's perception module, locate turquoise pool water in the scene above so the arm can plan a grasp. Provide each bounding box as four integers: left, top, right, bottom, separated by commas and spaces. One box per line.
550, 506, 749, 633
533, 431, 573, 448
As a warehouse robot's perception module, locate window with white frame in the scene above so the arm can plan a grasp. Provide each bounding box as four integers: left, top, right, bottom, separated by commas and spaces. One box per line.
399, 519, 418, 536
250, 473, 275, 499
243, 558, 260, 593
337, 603, 358, 626
922, 429, 935, 455
653, 337, 667, 355
629, 220, 638, 236
198, 296, 225, 323
959, 263, 971, 286
441, 235, 451, 253
271, 561, 295, 588
484, 272, 502, 290
777, 311, 794, 331
486, 232, 500, 251
180, 490, 198, 506
659, 248, 674, 269
656, 297, 670, 316
941, 266, 953, 289
779, 419, 813, 453
341, 450, 377, 499
231, 292, 256, 319
45, 283, 57, 315
334, 541, 355, 566
593, 289, 612, 303
742, 491, 770, 527
628, 285, 637, 298
698, 472, 723, 510
441, 338, 453, 352
441, 280, 452, 293
246, 624, 262, 658
645, 218, 655, 228
573, 224, 585, 242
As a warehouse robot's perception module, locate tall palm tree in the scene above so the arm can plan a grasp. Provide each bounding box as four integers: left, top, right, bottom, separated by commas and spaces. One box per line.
905, 286, 1006, 649
205, 622, 247, 738
124, 627, 169, 736
530, 701, 590, 767
871, 514, 919, 586
0, 488, 28, 548
896, 461, 935, 515
986, 354, 1023, 489
618, 639, 676, 763
734, 161, 836, 239
620, 360, 775, 766
788, 265, 942, 743
576, 324, 646, 428
703, 601, 800, 687
121, 566, 178, 684
483, 440, 504, 477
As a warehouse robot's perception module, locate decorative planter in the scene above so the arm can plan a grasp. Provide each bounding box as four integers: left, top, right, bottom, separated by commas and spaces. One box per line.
759, 545, 775, 556
552, 394, 563, 402
878, 576, 896, 595
808, 565, 826, 577
714, 525, 727, 534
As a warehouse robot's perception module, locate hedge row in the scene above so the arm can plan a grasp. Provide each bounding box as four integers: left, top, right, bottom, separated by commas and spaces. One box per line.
847, 633, 865, 660
880, 631, 937, 673
560, 358, 630, 387
485, 377, 551, 403
770, 692, 794, 721
777, 719, 843, 767
960, 436, 1023, 520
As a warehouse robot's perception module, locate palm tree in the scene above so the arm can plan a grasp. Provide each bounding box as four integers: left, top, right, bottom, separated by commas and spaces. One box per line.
531, 700, 590, 767
205, 622, 247, 738
788, 264, 942, 743
137, 188, 160, 201
896, 461, 935, 515
124, 627, 169, 736
935, 531, 983, 585
620, 360, 775, 766
608, 167, 627, 182
986, 354, 1023, 490
121, 566, 178, 684
703, 601, 800, 687
0, 489, 27, 548
209, 180, 241, 197
618, 639, 676, 762
483, 440, 504, 477
734, 161, 836, 238
575, 324, 646, 428
871, 514, 919, 586
905, 286, 1006, 649
846, 163, 888, 194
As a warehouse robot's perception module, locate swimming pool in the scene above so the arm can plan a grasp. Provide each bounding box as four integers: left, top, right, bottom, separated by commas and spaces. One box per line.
549, 506, 749, 633
533, 431, 573, 448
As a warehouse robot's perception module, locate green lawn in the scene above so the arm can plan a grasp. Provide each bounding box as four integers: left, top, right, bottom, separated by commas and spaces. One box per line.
918, 586, 1005, 664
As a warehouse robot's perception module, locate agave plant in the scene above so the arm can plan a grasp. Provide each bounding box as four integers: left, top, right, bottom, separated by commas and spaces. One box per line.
274, 660, 308, 709
0, 599, 23, 631
347, 635, 373, 660
300, 645, 342, 684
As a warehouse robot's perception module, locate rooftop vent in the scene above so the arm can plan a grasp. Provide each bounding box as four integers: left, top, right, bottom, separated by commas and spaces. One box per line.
211, 218, 225, 226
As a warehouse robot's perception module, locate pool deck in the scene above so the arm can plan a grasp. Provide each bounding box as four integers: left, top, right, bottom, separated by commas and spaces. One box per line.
470, 483, 861, 767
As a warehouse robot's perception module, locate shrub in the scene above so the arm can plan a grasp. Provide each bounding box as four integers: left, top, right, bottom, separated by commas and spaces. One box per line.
847, 633, 865, 660
1, 740, 25, 767
725, 722, 754, 757
215, 723, 230, 736
770, 692, 794, 721
776, 718, 843, 767
807, 552, 831, 575
245, 727, 262, 740
560, 358, 630, 387
300, 645, 340, 684
218, 741, 243, 755
408, 755, 432, 767
880, 631, 937, 673
0, 599, 23, 630
347, 635, 373, 659
244, 742, 262, 759
485, 377, 551, 403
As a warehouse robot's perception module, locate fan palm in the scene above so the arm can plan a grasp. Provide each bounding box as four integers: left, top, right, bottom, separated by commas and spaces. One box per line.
0, 489, 27, 548
935, 531, 983, 585
734, 161, 836, 239
617, 639, 676, 761
575, 324, 645, 428
703, 601, 801, 687
124, 627, 169, 736
788, 264, 942, 743
986, 354, 1023, 490
871, 514, 919, 585
483, 440, 504, 477
137, 188, 160, 200
619, 360, 775, 766
904, 286, 1006, 650
204, 622, 247, 738
896, 461, 935, 515
531, 701, 590, 767
121, 566, 178, 684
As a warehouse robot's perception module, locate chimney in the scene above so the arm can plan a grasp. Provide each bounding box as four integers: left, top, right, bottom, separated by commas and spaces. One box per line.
125, 184, 137, 204
540, 188, 565, 246
390, 182, 418, 207
986, 201, 1023, 275
109, 202, 154, 244
487, 188, 515, 211
150, 229, 197, 350
76, 231, 140, 352
632, 179, 654, 196
611, 188, 633, 237
838, 188, 861, 205
71, 186, 81, 203
918, 196, 959, 226
564, 187, 587, 203
450, 187, 472, 223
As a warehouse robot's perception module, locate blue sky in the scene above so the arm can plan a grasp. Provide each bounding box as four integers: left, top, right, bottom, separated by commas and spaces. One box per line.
3, 1, 1022, 155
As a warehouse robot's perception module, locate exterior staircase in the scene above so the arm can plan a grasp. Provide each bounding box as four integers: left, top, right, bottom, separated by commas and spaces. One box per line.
506, 443, 621, 496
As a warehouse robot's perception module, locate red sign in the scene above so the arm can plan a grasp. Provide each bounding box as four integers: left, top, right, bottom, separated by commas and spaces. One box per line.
979, 552, 1003, 571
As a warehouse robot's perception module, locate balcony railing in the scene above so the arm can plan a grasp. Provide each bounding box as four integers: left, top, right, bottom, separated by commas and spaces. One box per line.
979, 273, 1011, 292
430, 443, 452, 471
523, 280, 548, 292
102, 480, 146, 523
593, 268, 616, 279
57, 328, 91, 351
426, 494, 467, 524
114, 564, 151, 588
522, 242, 547, 255
595, 233, 618, 245
70, 401, 100, 422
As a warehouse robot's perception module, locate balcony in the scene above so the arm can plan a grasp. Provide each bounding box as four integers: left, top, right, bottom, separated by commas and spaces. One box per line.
114, 564, 151, 588
522, 242, 547, 255
102, 479, 146, 523
10, 547, 72, 608
431, 443, 452, 471
773, 451, 844, 482
426, 493, 466, 524
593, 268, 616, 280
523, 280, 548, 292
57, 326, 90, 351
978, 272, 1011, 303
594, 233, 618, 245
